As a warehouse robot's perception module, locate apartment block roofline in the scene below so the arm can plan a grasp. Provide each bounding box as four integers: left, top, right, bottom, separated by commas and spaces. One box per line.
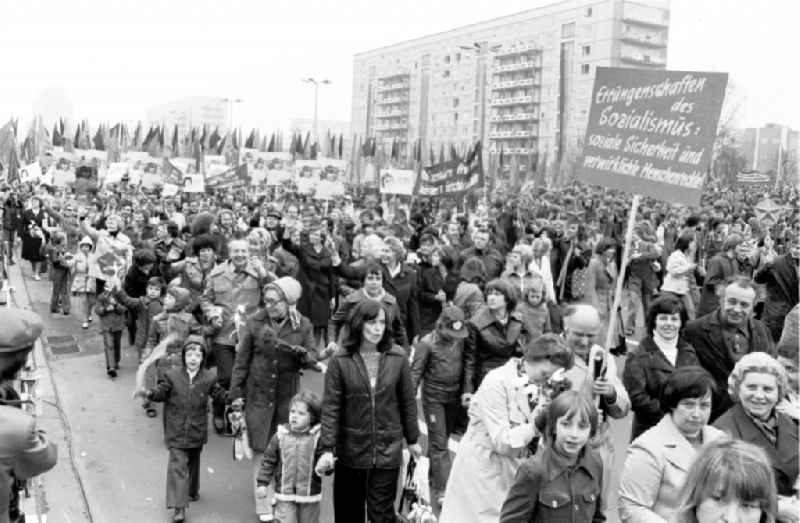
354, 0, 669, 58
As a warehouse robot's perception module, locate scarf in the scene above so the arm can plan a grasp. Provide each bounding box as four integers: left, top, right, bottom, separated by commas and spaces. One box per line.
652, 332, 679, 366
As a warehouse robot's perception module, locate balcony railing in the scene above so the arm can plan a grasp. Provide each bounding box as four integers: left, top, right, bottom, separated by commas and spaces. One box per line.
376, 96, 410, 105
490, 112, 538, 122
489, 129, 536, 139
377, 82, 410, 92
492, 78, 536, 90
376, 110, 409, 119
620, 53, 666, 66
490, 95, 535, 106
492, 61, 539, 73
377, 72, 410, 81
620, 31, 667, 48
494, 44, 540, 58
488, 146, 535, 155
622, 11, 669, 29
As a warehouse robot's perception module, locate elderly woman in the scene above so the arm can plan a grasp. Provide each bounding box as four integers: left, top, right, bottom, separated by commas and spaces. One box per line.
661, 233, 698, 320
318, 299, 421, 523
623, 295, 700, 440
440, 334, 574, 523
619, 366, 726, 523
463, 278, 531, 404
673, 439, 779, 523
584, 237, 619, 344
714, 352, 799, 519
228, 276, 317, 522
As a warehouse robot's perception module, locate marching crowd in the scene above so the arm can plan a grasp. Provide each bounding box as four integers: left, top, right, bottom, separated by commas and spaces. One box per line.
0, 176, 798, 523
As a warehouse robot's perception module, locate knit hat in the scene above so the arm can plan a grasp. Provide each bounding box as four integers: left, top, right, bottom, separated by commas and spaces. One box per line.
181, 335, 208, 367
264, 277, 302, 305
78, 235, 94, 247
437, 306, 468, 339
166, 286, 192, 311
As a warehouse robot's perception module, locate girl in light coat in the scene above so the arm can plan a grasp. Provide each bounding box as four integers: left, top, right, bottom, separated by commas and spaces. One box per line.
71, 236, 96, 329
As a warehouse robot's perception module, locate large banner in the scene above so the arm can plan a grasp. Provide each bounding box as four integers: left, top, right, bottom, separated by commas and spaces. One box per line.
417, 158, 484, 197
735, 170, 775, 186
379, 168, 417, 195
577, 67, 728, 206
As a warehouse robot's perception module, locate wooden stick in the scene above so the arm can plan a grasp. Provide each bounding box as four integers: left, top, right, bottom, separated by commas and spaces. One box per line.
604, 194, 641, 350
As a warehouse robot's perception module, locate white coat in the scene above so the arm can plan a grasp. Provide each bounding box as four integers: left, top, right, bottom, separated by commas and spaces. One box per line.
439, 358, 539, 523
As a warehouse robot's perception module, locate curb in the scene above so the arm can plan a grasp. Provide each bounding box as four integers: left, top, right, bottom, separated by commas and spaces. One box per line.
7, 262, 94, 523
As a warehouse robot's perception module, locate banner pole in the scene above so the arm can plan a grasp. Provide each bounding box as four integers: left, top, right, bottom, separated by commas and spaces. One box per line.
604, 193, 640, 350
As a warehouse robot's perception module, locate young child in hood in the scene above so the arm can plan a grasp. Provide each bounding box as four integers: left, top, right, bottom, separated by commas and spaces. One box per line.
95, 280, 127, 378
71, 235, 96, 329
515, 274, 552, 340
139, 336, 226, 523
257, 390, 323, 523
46, 230, 73, 315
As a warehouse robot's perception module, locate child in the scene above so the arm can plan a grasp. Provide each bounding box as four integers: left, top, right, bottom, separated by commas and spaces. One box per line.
410, 306, 469, 513
499, 390, 603, 523
256, 390, 323, 523
95, 280, 126, 378
45, 230, 73, 315
139, 336, 225, 523
515, 274, 552, 339
71, 235, 96, 329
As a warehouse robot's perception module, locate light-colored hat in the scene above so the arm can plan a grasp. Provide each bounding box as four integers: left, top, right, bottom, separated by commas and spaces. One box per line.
265, 277, 302, 305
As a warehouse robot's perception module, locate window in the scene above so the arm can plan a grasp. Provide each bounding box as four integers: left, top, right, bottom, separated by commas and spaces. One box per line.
561, 22, 575, 38
581, 64, 590, 74
444, 55, 451, 64
582, 45, 591, 56
453, 97, 460, 108
585, 7, 592, 17
454, 113, 459, 123
443, 70, 450, 78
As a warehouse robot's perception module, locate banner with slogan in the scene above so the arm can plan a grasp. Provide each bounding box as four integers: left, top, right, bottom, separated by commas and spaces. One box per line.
315, 157, 347, 199
49, 152, 76, 187
263, 152, 293, 186
241, 148, 267, 186
735, 170, 775, 186
127, 152, 164, 188
206, 164, 248, 191
103, 162, 129, 186
416, 158, 484, 197
88, 234, 133, 282
577, 67, 728, 206
19, 161, 42, 185
380, 168, 417, 195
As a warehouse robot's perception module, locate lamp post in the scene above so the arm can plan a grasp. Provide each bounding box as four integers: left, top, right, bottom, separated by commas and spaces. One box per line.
221, 98, 243, 132
302, 78, 332, 146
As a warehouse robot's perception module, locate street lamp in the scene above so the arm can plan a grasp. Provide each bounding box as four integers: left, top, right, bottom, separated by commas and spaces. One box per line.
302, 78, 332, 146
221, 98, 243, 132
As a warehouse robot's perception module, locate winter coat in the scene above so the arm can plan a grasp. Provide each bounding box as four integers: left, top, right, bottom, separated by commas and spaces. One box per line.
661, 250, 693, 295
80, 223, 133, 282
515, 301, 551, 340
70, 251, 95, 294
257, 424, 323, 503
95, 291, 126, 332
683, 310, 775, 421
417, 261, 446, 335
618, 414, 726, 523
2, 198, 22, 232
148, 367, 225, 449
115, 289, 163, 351
410, 331, 466, 402
145, 311, 205, 364
622, 336, 700, 440
281, 239, 335, 328
714, 403, 799, 496
168, 257, 215, 312
500, 446, 605, 523
697, 254, 739, 317
463, 307, 530, 394
439, 359, 539, 523
123, 264, 154, 299
320, 344, 419, 470
199, 261, 263, 347
327, 289, 408, 348
754, 254, 799, 341
229, 309, 316, 452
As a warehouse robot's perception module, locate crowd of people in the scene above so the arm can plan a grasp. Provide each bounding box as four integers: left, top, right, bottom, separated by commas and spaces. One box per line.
0, 175, 798, 523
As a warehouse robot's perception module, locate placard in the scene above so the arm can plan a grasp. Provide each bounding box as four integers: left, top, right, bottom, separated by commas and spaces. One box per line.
577, 67, 728, 205
379, 168, 417, 195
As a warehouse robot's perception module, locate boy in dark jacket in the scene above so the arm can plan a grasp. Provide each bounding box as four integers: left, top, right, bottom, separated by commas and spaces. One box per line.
46, 230, 73, 314
95, 280, 126, 378
256, 390, 323, 523
410, 306, 469, 510
139, 336, 225, 523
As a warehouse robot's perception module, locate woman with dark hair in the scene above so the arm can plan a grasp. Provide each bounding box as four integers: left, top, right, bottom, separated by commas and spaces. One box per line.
441, 334, 574, 523
619, 366, 726, 523
20, 196, 47, 281
317, 299, 421, 523
462, 278, 530, 408
453, 256, 487, 319
661, 232, 699, 320
623, 295, 700, 440
584, 236, 619, 344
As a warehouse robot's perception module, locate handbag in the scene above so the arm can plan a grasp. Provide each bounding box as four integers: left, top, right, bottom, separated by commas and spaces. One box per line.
397, 456, 437, 523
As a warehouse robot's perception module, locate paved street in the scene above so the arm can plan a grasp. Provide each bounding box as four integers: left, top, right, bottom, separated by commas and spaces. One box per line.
14, 260, 632, 523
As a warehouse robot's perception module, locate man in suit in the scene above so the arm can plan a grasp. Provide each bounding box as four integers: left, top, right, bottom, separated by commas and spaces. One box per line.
1, 308, 58, 523
684, 276, 775, 421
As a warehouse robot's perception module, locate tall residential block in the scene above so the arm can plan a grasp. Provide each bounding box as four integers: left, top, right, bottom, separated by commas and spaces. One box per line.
351, 0, 670, 169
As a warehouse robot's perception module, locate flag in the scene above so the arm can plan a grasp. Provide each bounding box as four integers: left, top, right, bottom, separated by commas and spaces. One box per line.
171, 125, 179, 157
449, 144, 459, 161
350, 134, 360, 184
93, 125, 105, 151
267, 133, 275, 153
209, 127, 221, 152
438, 144, 445, 164
390, 139, 399, 161
302, 132, 310, 158
52, 121, 62, 147
73, 125, 81, 150
132, 122, 142, 150
361, 137, 372, 157
245, 129, 255, 149
429, 145, 435, 166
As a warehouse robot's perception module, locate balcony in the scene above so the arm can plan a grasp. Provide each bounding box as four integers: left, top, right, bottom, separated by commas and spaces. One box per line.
489, 146, 535, 155
620, 31, 667, 48
494, 44, 540, 58
376, 96, 410, 105
620, 53, 666, 67
375, 109, 409, 119
490, 112, 538, 122
491, 95, 535, 106
622, 7, 669, 29
378, 72, 410, 82
377, 82, 410, 93
492, 78, 536, 90
489, 129, 536, 139
493, 61, 539, 73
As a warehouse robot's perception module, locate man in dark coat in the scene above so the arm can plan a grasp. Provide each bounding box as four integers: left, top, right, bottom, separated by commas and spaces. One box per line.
458, 229, 504, 280
754, 238, 799, 342
2, 189, 22, 265
684, 277, 775, 421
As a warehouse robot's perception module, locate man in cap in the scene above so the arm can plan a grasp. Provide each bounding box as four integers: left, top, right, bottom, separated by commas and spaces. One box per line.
410, 306, 469, 510
0, 309, 58, 523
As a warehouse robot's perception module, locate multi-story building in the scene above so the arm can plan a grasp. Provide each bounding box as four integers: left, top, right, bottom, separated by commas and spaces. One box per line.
734, 123, 798, 176
145, 97, 229, 137
351, 0, 670, 169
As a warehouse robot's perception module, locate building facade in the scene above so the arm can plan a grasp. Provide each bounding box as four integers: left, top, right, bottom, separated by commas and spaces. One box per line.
734, 123, 798, 177
145, 97, 229, 137
351, 0, 670, 171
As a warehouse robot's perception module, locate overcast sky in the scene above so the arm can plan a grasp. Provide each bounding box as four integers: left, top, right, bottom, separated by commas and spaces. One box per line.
0, 0, 796, 133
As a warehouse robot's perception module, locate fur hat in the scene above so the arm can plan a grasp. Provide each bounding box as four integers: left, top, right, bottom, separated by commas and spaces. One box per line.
191, 212, 215, 236
264, 277, 302, 305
